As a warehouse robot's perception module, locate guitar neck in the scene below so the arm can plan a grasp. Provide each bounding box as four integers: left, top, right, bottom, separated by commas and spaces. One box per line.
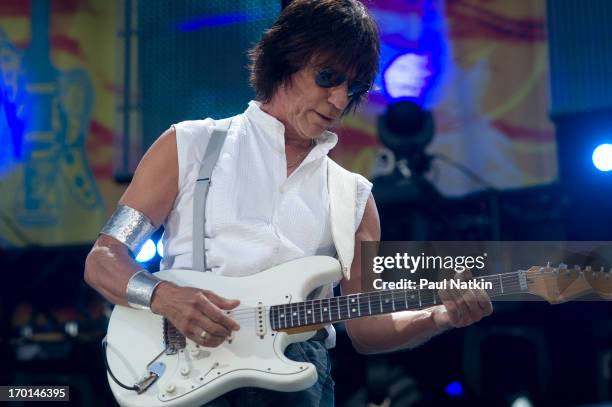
270, 270, 528, 330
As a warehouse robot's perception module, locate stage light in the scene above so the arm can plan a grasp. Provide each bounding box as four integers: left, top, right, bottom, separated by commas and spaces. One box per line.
510, 396, 533, 407
592, 143, 612, 172
382, 52, 431, 100
135, 239, 157, 263
444, 381, 463, 397
156, 239, 164, 258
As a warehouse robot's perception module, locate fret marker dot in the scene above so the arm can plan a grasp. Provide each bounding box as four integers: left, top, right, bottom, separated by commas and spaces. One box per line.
280, 314, 284, 318
351, 299, 355, 302
385, 299, 389, 303
293, 312, 297, 316
411, 295, 415, 299
307, 310, 311, 314
352, 308, 356, 312
323, 307, 328, 311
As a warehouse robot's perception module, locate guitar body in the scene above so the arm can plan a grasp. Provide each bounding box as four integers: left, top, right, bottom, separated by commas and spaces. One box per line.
106, 256, 342, 407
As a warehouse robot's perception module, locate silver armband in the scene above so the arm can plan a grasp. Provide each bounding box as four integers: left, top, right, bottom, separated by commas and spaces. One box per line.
100, 205, 156, 255
126, 270, 163, 310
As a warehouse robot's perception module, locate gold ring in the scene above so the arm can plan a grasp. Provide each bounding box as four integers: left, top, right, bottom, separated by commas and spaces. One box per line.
200, 331, 208, 340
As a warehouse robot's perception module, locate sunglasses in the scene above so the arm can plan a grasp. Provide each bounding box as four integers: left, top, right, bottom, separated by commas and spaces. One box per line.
315, 68, 371, 98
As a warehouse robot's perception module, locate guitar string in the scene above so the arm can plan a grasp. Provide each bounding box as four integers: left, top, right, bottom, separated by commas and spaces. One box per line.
220, 273, 598, 323
218, 269, 593, 320
205, 273, 598, 325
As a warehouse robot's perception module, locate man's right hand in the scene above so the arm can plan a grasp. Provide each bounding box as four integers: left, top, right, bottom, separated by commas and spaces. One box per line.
150, 282, 241, 348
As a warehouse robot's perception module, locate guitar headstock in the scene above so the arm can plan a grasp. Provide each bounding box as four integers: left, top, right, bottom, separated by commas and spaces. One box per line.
524, 263, 597, 304
583, 266, 612, 300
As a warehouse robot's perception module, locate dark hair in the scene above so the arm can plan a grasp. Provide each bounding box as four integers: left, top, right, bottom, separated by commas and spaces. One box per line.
248, 0, 380, 113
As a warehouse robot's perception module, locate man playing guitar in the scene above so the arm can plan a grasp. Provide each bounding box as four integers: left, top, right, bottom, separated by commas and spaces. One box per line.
84, 1, 492, 405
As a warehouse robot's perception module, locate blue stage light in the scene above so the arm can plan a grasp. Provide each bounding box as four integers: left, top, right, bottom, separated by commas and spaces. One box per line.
156, 239, 164, 258
592, 143, 612, 172
445, 381, 463, 397
136, 239, 157, 263
382, 52, 432, 101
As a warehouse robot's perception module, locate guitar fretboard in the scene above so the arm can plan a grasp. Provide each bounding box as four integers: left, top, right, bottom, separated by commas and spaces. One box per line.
269, 270, 527, 330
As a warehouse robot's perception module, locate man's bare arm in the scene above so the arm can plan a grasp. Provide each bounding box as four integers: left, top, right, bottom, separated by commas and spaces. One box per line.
84, 127, 240, 347
341, 194, 492, 354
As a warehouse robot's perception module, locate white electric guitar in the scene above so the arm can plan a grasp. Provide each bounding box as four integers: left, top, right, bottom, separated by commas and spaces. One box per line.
105, 256, 610, 407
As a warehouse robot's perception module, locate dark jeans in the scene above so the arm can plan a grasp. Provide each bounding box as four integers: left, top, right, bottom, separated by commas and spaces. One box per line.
203, 340, 334, 407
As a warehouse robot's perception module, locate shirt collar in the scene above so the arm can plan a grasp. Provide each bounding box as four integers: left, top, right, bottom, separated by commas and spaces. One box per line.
244, 100, 338, 161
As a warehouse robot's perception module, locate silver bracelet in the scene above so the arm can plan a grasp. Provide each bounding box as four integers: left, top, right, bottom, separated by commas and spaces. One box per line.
100, 205, 156, 255
126, 270, 163, 310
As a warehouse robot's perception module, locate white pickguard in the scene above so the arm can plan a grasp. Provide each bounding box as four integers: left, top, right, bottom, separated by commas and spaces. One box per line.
105, 256, 342, 407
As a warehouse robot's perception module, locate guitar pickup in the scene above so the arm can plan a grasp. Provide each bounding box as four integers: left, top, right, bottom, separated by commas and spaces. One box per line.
255, 302, 267, 337
225, 310, 235, 343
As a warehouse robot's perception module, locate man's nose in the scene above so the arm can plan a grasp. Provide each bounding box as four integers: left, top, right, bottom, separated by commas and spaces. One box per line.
328, 82, 350, 111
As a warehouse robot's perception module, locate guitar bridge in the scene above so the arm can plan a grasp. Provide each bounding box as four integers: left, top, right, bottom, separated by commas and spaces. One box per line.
163, 318, 186, 354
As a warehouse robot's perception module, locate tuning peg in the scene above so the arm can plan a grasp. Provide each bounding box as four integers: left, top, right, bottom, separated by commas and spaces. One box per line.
546, 261, 551, 268
585, 266, 592, 272
558, 263, 568, 270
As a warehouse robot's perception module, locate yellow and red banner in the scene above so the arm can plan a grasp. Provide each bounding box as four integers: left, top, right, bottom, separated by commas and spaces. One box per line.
0, 0, 122, 246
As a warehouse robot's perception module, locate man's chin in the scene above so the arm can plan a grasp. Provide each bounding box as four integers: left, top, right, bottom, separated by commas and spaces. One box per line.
309, 123, 329, 136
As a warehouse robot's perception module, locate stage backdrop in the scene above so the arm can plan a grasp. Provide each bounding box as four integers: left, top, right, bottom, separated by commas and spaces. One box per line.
0, 0, 122, 247
0, 0, 556, 247
335, 0, 556, 197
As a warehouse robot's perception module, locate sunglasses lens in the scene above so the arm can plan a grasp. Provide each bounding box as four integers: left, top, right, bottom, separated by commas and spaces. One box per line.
316, 69, 370, 98
347, 81, 370, 98
316, 69, 346, 88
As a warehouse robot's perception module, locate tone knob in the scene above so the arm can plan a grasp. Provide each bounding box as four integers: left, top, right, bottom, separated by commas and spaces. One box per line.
180, 367, 190, 376
190, 348, 201, 357
166, 384, 176, 394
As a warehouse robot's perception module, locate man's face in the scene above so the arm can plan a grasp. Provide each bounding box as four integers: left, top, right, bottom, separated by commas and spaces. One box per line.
281, 65, 351, 140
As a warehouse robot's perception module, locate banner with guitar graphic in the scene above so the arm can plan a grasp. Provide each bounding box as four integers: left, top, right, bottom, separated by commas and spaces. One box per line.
0, 0, 123, 246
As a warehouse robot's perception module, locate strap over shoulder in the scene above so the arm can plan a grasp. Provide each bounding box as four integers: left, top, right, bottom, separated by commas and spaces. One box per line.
192, 117, 234, 272
327, 157, 358, 280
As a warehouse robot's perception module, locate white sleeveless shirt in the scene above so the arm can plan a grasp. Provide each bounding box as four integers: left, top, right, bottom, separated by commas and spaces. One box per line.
160, 101, 372, 347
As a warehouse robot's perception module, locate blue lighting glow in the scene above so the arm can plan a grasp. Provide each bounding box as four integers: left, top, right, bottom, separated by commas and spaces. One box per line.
136, 239, 157, 263
177, 13, 259, 32
157, 239, 164, 258
445, 381, 463, 397
382, 52, 432, 100
374, 0, 449, 107
592, 143, 612, 172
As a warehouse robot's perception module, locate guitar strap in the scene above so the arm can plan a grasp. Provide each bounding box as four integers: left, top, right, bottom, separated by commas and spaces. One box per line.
192, 117, 359, 279
192, 117, 234, 272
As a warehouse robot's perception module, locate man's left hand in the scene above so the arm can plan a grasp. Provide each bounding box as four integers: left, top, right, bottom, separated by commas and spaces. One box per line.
433, 270, 493, 329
